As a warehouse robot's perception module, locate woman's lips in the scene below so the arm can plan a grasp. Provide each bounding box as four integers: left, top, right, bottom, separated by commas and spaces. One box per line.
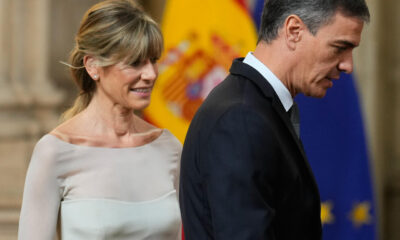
130, 87, 152, 97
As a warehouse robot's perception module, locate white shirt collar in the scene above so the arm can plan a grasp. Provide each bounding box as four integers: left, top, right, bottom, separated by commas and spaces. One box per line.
243, 52, 293, 111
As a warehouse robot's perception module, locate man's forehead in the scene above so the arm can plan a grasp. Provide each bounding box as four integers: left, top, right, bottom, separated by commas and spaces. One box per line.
317, 12, 364, 41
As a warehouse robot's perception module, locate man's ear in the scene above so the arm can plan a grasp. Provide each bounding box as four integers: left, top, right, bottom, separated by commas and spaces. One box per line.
83, 55, 100, 81
284, 15, 306, 50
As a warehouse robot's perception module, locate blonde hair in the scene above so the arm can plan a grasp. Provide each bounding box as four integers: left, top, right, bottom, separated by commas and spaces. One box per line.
61, 0, 163, 121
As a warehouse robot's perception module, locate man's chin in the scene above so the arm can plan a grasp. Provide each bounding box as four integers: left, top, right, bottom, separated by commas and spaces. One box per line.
304, 89, 327, 98
314, 93, 327, 98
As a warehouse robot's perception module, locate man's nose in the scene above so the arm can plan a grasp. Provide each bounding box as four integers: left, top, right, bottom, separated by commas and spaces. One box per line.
337, 52, 354, 74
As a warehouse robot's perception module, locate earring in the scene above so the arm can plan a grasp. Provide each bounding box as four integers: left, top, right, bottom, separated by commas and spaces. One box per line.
93, 74, 98, 80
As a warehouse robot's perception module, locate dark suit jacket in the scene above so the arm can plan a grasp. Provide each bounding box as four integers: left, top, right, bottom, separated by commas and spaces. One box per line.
179, 58, 322, 239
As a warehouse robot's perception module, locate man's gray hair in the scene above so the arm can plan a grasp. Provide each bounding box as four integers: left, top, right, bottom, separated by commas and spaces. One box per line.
258, 0, 370, 43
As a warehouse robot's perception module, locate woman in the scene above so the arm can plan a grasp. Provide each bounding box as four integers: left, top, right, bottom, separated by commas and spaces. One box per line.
18, 0, 182, 239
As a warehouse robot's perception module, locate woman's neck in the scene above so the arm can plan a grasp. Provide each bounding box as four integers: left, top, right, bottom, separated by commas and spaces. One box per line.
52, 93, 161, 147
82, 94, 139, 138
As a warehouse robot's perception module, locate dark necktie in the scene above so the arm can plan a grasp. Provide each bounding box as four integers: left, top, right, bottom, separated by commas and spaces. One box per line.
288, 102, 300, 138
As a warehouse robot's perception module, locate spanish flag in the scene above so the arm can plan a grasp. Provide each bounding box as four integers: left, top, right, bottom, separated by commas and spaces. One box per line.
144, 0, 257, 142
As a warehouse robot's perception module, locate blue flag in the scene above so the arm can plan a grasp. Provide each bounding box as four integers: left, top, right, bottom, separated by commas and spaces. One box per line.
295, 73, 376, 240
251, 2, 377, 239
251, 0, 264, 30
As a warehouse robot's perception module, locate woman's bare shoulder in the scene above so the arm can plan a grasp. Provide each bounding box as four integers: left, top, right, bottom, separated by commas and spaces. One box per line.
49, 114, 92, 145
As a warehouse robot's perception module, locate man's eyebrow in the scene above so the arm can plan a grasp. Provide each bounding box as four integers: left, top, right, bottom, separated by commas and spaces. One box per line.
333, 40, 358, 48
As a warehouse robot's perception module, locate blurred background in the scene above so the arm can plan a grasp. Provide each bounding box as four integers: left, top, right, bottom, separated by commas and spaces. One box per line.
0, 0, 398, 239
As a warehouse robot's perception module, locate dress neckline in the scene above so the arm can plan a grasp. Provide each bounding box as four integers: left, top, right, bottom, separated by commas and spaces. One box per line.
46, 129, 169, 150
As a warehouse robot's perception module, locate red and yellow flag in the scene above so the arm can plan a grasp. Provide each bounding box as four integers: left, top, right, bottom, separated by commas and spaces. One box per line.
144, 0, 258, 142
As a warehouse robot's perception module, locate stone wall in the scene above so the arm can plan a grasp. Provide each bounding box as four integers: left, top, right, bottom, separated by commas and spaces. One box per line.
0, 0, 65, 239
0, 0, 399, 239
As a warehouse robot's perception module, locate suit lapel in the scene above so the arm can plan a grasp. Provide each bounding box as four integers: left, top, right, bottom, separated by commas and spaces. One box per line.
229, 58, 317, 183
230, 58, 276, 100
230, 58, 305, 154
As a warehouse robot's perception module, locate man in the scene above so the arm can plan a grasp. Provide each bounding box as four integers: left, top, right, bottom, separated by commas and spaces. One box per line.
179, 0, 370, 239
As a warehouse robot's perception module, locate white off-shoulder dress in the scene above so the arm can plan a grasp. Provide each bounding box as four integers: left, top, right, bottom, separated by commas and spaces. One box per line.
18, 129, 182, 240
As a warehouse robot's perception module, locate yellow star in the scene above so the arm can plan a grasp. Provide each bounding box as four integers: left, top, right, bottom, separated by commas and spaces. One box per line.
321, 201, 335, 225
349, 201, 372, 228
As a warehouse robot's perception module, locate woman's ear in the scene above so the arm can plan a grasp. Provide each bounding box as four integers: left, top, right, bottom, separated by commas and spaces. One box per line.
284, 15, 306, 50
83, 55, 100, 81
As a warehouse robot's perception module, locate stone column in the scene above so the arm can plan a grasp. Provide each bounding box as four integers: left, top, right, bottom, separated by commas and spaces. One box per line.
379, 0, 400, 239
0, 0, 16, 106
0, 0, 65, 239
26, 0, 64, 107
354, 0, 383, 238
25, 0, 65, 132
0, 1, 32, 239
10, 0, 34, 106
